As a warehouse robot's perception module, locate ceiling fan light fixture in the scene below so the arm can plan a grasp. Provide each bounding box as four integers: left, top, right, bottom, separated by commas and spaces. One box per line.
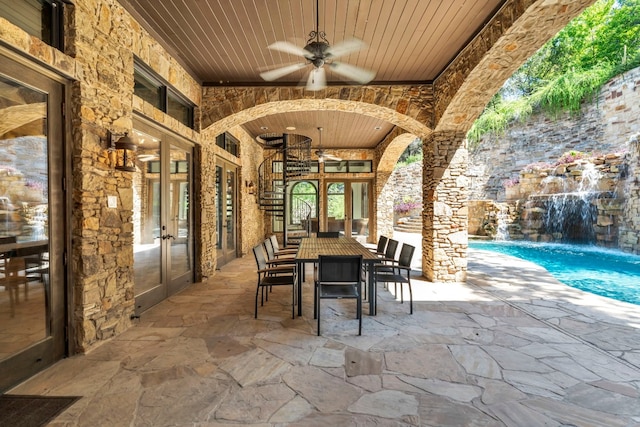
259, 0, 375, 91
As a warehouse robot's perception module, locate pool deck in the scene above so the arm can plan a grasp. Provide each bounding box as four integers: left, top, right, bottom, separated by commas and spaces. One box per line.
10, 238, 640, 426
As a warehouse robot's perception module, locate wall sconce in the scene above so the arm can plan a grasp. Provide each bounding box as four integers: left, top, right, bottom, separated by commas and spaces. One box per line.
245, 180, 255, 195
109, 132, 137, 172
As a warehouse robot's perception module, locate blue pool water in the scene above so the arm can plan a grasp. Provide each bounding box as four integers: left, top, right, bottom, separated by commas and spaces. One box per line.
469, 240, 640, 306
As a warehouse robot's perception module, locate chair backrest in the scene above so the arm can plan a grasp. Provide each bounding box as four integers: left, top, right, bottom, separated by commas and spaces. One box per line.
263, 238, 276, 260
252, 244, 268, 270
317, 255, 362, 284
384, 239, 399, 260
269, 235, 281, 252
317, 231, 340, 238
375, 235, 388, 253
397, 244, 415, 268
6, 257, 26, 280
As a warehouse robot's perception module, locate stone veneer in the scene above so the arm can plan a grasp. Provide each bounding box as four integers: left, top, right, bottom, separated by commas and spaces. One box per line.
470, 66, 640, 201
0, 0, 598, 356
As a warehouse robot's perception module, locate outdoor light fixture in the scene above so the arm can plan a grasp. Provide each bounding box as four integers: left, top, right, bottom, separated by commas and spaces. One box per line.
245, 180, 255, 194
109, 131, 137, 172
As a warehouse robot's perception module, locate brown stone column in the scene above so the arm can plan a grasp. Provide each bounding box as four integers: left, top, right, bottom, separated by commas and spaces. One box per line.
422, 131, 468, 282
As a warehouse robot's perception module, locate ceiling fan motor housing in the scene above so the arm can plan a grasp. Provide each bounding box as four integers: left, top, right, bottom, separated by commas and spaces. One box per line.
304, 41, 331, 67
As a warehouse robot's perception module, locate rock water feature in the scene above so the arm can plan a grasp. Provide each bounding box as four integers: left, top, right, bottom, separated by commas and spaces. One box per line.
472, 151, 627, 247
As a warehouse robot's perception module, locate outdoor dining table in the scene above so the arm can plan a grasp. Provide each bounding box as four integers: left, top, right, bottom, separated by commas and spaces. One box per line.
294, 236, 382, 316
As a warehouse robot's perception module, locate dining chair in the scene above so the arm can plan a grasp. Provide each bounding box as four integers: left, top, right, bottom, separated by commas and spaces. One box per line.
268, 235, 297, 257
315, 255, 363, 336
380, 238, 399, 262
374, 243, 415, 314
3, 257, 28, 317
263, 239, 296, 267
252, 244, 296, 319
368, 235, 388, 257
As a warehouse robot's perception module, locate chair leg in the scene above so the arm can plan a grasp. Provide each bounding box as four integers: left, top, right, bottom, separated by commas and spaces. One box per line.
399, 282, 404, 304
291, 283, 295, 319
357, 293, 362, 336
255, 284, 260, 319
408, 279, 413, 314
313, 281, 318, 319
317, 296, 321, 336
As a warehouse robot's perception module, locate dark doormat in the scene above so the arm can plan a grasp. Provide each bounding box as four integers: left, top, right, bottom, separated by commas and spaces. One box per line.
0, 394, 81, 427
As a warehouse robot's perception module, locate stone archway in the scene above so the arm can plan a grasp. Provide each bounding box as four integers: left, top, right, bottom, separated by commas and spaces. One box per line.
198, 98, 432, 278
200, 97, 432, 142
375, 131, 420, 238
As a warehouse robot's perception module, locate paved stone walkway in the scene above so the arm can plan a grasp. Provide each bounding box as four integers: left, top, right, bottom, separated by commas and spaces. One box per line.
10, 246, 640, 426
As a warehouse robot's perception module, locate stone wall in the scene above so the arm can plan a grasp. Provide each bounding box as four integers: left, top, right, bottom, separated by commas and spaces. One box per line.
619, 134, 640, 253
468, 66, 640, 253
389, 162, 423, 222
68, 0, 205, 351
469, 66, 640, 201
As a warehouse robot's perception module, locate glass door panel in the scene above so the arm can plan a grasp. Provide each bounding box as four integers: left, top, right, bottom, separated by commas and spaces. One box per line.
326, 182, 346, 235
168, 144, 192, 292
216, 161, 237, 267
351, 182, 370, 239
133, 124, 194, 314
325, 180, 372, 239
225, 170, 236, 252
0, 54, 66, 392
133, 138, 162, 311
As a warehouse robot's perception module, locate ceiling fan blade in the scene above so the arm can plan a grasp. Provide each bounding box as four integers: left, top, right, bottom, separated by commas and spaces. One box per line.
260, 63, 307, 81
267, 41, 310, 57
324, 153, 342, 161
326, 38, 366, 59
329, 62, 376, 84
306, 67, 326, 91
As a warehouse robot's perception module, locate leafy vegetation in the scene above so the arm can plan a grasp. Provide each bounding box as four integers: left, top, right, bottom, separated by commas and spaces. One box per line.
468, 0, 640, 146
396, 138, 423, 167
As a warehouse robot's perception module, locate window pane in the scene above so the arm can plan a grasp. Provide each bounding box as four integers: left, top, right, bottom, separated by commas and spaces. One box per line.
134, 69, 162, 109
324, 161, 347, 173
348, 160, 372, 173
167, 93, 192, 128
0, 0, 62, 47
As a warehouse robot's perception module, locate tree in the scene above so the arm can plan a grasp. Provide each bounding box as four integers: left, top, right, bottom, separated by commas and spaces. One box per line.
468, 0, 640, 144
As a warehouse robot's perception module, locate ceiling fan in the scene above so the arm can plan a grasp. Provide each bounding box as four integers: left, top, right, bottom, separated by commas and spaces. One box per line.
259, 0, 376, 91
315, 127, 341, 162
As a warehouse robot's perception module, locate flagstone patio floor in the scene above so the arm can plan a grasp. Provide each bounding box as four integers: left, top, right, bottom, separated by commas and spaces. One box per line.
10, 244, 640, 426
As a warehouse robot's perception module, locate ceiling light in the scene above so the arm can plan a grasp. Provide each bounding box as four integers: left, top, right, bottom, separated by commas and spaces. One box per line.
374, 126, 382, 130
260, 126, 268, 130
286, 126, 296, 130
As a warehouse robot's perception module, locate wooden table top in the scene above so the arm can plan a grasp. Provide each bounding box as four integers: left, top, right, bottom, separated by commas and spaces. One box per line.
295, 237, 379, 262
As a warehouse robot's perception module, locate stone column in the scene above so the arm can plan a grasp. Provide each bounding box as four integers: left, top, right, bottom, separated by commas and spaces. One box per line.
422, 131, 468, 282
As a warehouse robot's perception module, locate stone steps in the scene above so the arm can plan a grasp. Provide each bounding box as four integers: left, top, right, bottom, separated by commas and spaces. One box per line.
394, 216, 422, 233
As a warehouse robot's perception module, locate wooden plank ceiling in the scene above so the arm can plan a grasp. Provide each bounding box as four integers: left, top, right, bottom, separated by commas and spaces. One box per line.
121, 0, 505, 150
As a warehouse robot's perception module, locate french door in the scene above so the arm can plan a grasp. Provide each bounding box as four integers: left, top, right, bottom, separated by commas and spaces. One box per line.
132, 120, 194, 315
0, 52, 68, 392
325, 180, 371, 239
216, 160, 237, 267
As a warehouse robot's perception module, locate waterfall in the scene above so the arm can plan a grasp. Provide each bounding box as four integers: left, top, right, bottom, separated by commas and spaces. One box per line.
541, 162, 602, 243
495, 204, 510, 241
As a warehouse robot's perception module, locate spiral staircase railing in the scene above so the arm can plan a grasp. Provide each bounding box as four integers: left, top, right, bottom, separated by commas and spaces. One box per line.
257, 133, 312, 245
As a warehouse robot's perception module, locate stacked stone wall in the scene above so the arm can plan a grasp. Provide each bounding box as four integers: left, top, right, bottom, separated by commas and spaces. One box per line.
469, 66, 640, 201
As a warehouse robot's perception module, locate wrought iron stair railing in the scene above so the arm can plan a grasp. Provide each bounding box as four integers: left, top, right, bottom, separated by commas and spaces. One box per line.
257, 133, 312, 244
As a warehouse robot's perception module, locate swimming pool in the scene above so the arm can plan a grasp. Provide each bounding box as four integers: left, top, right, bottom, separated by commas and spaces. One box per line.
469, 240, 640, 306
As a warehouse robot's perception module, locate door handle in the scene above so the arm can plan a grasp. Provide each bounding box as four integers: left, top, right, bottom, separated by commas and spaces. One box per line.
161, 234, 175, 240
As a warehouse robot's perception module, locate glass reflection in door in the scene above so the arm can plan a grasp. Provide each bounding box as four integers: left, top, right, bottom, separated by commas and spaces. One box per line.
168, 145, 191, 284
133, 141, 162, 301
326, 182, 345, 235
216, 162, 237, 267
351, 182, 370, 239
0, 75, 49, 360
